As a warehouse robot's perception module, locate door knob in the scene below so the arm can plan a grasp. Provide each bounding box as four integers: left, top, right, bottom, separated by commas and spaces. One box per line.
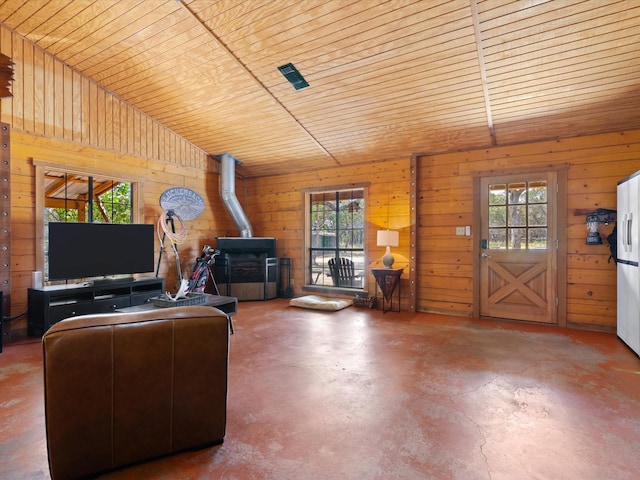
481, 253, 491, 258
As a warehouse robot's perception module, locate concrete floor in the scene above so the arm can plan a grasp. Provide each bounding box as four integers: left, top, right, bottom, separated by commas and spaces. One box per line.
1, 299, 639, 479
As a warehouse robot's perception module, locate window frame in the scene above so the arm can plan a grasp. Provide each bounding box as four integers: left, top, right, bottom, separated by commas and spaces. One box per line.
301, 184, 369, 294
487, 179, 548, 250
44, 173, 134, 224
33, 160, 144, 278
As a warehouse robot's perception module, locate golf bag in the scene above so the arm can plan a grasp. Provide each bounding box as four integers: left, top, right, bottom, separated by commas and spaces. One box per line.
187, 245, 220, 294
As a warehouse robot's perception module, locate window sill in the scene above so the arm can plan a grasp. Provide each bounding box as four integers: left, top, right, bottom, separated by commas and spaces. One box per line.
301, 284, 368, 297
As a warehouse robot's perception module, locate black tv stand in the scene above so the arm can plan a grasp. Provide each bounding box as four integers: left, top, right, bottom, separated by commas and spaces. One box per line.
92, 276, 135, 286
28, 277, 165, 337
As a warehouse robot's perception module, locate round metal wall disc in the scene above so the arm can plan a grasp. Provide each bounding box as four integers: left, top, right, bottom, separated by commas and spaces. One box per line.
159, 187, 205, 220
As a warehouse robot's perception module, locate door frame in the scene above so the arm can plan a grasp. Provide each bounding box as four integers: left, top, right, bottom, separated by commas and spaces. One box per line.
472, 166, 568, 327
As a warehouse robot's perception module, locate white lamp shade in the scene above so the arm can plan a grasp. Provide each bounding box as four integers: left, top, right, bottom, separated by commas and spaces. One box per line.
377, 230, 399, 247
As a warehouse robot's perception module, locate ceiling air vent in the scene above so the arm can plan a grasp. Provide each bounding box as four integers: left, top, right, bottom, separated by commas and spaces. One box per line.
277, 63, 309, 90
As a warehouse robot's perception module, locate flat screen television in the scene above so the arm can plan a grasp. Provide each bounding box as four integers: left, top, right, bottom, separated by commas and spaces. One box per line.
48, 222, 155, 281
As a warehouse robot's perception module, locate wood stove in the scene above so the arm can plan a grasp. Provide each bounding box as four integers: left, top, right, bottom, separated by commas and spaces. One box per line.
213, 237, 277, 301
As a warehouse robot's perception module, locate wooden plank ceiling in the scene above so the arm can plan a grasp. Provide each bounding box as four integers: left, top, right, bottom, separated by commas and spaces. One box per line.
1, 0, 639, 178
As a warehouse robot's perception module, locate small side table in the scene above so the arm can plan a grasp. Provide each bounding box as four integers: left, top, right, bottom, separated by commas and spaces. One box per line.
371, 268, 403, 313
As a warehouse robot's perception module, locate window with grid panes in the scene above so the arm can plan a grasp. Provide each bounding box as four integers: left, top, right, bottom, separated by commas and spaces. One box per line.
488, 180, 548, 250
308, 189, 365, 287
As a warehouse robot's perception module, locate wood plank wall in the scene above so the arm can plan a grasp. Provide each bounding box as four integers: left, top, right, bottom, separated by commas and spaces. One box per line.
246, 158, 411, 305
0, 26, 237, 337
9, 130, 230, 336
416, 130, 640, 330
0, 25, 207, 169
2, 20, 640, 335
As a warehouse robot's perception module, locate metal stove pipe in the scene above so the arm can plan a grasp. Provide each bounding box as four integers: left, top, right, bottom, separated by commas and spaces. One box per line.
219, 153, 253, 238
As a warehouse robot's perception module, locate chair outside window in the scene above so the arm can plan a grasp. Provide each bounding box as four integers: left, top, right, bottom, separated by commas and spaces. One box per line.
328, 257, 355, 287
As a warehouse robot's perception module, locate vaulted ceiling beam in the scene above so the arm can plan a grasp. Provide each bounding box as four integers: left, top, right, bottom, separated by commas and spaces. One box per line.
470, 0, 496, 147
176, 1, 340, 167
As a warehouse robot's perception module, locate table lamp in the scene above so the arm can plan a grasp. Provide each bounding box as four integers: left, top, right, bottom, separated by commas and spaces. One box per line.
377, 229, 399, 268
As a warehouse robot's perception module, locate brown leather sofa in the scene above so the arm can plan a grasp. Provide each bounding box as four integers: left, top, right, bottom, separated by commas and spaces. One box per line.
42, 305, 231, 480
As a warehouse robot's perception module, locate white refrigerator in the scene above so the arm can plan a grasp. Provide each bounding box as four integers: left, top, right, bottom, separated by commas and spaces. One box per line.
617, 171, 640, 356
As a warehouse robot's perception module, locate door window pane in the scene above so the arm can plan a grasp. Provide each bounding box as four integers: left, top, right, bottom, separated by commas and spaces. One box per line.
509, 228, 527, 249
489, 184, 506, 205
489, 206, 506, 227
487, 179, 548, 250
528, 181, 547, 203
528, 228, 548, 249
528, 204, 547, 227
489, 228, 506, 249
508, 205, 526, 226
508, 182, 527, 204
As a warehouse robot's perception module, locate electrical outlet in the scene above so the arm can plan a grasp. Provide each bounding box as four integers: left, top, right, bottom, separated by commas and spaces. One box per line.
455, 226, 465, 236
